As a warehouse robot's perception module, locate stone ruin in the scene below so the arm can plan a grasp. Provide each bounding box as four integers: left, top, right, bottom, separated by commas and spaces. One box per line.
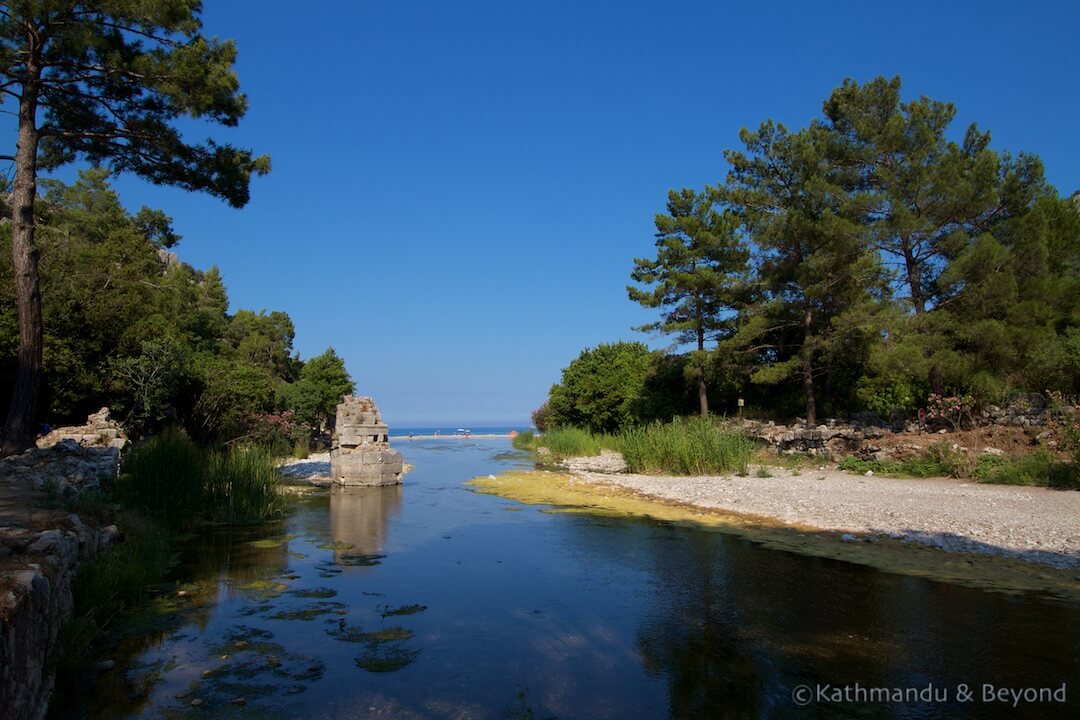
329, 396, 404, 486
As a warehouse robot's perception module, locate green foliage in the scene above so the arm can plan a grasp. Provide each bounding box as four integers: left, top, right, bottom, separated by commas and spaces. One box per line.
205, 446, 286, 524
619, 417, 752, 476
855, 375, 918, 417
115, 429, 207, 529
283, 347, 355, 439
0, 170, 332, 450
629, 188, 749, 415
511, 430, 538, 451
1, 1, 270, 205
537, 427, 619, 458
531, 402, 554, 433
547, 342, 654, 433
117, 428, 285, 528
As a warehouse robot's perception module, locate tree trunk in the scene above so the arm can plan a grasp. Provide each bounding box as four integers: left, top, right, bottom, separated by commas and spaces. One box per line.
803, 307, 816, 426
2, 76, 42, 455
902, 238, 924, 316
696, 324, 708, 417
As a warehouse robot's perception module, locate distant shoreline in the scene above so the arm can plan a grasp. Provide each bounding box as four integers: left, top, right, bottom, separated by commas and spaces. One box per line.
388, 433, 515, 440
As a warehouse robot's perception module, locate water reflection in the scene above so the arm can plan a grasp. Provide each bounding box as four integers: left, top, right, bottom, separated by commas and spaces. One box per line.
69, 440, 1080, 720
328, 484, 402, 563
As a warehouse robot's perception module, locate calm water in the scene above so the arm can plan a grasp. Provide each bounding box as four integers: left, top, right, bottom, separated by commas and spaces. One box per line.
86, 439, 1080, 719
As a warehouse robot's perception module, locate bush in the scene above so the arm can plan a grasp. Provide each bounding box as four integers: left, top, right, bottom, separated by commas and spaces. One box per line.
619, 416, 752, 476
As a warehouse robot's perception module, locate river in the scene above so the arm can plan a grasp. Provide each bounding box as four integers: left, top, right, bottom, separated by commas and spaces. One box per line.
77, 438, 1080, 719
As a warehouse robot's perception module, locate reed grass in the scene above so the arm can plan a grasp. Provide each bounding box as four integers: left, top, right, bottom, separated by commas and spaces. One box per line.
511, 430, 538, 451
538, 426, 620, 458
115, 428, 206, 528
117, 429, 285, 527
205, 445, 287, 524
618, 416, 753, 475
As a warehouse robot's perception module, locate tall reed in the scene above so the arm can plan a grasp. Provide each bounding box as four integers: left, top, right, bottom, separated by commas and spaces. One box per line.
115, 428, 206, 528
539, 426, 619, 458
619, 416, 753, 475
205, 446, 286, 524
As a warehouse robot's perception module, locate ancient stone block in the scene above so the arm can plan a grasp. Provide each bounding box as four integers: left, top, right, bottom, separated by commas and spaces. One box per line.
329, 396, 403, 486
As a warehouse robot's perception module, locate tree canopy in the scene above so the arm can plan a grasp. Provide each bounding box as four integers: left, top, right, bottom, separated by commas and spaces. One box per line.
1, 0, 269, 452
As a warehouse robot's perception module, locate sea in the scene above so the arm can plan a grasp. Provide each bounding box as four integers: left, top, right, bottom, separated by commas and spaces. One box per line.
389, 424, 534, 437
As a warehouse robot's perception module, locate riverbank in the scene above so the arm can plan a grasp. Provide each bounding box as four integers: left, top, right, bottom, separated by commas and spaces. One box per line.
468, 467, 1080, 603
564, 464, 1080, 569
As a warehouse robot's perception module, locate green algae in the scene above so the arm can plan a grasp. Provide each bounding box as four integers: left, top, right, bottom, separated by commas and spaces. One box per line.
288, 587, 337, 599
247, 534, 298, 549
267, 601, 347, 621
318, 540, 355, 551
354, 645, 420, 673
380, 603, 427, 617
468, 470, 1080, 604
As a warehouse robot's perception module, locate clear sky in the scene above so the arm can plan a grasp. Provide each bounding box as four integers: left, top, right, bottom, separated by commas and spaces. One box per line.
76, 0, 1079, 425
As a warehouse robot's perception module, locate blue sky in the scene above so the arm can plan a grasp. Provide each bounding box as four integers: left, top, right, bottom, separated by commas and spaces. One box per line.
68, 0, 1079, 425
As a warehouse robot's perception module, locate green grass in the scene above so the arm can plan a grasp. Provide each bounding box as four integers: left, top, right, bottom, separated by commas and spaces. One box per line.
117, 429, 286, 528
115, 428, 206, 528
838, 443, 1079, 489
537, 427, 619, 458
511, 430, 538, 451
618, 417, 753, 475
205, 446, 287, 524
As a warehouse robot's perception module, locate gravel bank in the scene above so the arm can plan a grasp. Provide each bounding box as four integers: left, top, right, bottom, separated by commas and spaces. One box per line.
570, 466, 1080, 569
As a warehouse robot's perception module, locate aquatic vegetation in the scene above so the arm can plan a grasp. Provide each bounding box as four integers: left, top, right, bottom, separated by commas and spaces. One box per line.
267, 601, 347, 621
205, 446, 288, 524
235, 579, 289, 599
511, 430, 538, 451
354, 645, 420, 673
334, 553, 386, 567
318, 540, 355, 550
288, 587, 337, 599
247, 534, 298, 549
380, 603, 427, 617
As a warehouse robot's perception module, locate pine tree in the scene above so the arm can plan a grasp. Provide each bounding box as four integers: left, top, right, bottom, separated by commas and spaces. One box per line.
0, 1, 269, 453
628, 188, 749, 416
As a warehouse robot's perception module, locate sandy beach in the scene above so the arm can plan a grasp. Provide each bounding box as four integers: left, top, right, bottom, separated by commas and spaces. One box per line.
560, 457, 1080, 570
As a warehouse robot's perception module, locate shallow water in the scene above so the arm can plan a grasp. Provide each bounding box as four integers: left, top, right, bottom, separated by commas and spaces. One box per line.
85, 439, 1080, 719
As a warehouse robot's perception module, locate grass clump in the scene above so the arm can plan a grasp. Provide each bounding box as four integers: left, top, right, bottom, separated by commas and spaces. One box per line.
206, 446, 286, 524
115, 429, 206, 526
511, 430, 538, 451
537, 426, 618, 458
619, 417, 753, 475
117, 429, 285, 528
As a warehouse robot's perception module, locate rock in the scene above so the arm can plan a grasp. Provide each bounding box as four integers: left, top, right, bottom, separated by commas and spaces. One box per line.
840, 533, 860, 543
982, 447, 1005, 456
36, 407, 128, 451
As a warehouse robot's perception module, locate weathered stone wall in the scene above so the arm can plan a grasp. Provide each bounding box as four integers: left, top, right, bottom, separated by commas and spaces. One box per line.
0, 415, 122, 720
329, 397, 403, 486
